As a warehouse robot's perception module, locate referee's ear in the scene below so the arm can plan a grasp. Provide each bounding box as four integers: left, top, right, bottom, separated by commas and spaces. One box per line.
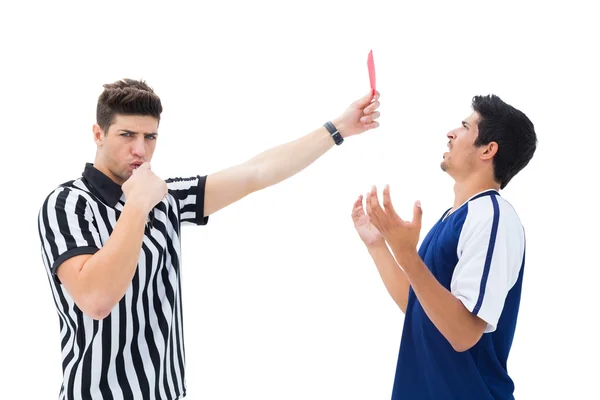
93, 123, 105, 146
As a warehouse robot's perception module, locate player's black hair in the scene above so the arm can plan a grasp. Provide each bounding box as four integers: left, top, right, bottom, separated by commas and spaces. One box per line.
472, 95, 537, 189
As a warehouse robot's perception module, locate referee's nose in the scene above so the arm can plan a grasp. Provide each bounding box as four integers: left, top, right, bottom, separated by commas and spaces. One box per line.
132, 136, 146, 159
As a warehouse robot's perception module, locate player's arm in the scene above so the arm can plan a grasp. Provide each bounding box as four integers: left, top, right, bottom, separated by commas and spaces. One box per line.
352, 194, 411, 312
394, 252, 488, 351
203, 91, 380, 216
365, 188, 524, 352
392, 203, 524, 352
367, 242, 411, 313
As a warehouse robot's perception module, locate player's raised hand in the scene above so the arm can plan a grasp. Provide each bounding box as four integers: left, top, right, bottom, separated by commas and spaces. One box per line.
352, 194, 384, 246
365, 184, 422, 255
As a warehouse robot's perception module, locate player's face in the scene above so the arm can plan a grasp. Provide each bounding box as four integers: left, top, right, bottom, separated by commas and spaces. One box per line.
93, 114, 159, 185
441, 111, 480, 178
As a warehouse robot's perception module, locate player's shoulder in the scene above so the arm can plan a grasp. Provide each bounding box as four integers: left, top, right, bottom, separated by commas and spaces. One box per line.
466, 190, 521, 224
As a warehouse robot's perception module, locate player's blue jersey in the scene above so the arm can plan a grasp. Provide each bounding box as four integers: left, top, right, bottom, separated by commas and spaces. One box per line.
392, 189, 526, 400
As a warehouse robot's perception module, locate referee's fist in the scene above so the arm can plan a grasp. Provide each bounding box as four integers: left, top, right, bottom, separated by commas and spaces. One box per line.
122, 162, 168, 213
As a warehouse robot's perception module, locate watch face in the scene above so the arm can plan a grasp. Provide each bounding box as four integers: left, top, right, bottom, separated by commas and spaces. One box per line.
334, 133, 343, 144
325, 122, 342, 144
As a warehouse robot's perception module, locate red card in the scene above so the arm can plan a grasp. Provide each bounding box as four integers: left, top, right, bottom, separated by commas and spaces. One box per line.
367, 50, 376, 95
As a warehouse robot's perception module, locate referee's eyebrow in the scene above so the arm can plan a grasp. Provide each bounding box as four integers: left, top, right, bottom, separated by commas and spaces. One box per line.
118, 129, 158, 135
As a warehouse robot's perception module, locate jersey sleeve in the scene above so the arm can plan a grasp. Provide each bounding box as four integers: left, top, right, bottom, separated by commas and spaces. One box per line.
38, 187, 102, 284
450, 195, 525, 333
166, 175, 209, 226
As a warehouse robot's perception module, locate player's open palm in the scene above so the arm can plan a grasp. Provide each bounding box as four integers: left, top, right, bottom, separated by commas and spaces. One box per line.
352, 195, 384, 246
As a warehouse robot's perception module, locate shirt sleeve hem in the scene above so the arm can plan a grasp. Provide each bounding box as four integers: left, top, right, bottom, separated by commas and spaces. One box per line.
193, 175, 209, 226
51, 246, 100, 284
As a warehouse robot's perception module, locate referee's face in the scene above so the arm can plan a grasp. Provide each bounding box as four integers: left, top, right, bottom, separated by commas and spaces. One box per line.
94, 114, 160, 185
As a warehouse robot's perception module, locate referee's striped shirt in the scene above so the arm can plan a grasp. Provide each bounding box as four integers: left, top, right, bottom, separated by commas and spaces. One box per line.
38, 163, 208, 400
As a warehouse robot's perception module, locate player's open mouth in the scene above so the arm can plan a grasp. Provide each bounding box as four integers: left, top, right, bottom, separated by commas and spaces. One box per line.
131, 162, 143, 169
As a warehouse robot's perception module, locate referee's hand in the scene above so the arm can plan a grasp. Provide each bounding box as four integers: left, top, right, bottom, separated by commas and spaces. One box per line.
122, 162, 168, 213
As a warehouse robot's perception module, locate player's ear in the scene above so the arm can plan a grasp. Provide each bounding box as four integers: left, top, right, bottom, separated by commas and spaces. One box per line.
480, 142, 498, 160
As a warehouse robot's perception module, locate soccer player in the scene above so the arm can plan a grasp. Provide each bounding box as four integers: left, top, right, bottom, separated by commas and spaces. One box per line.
352, 95, 536, 399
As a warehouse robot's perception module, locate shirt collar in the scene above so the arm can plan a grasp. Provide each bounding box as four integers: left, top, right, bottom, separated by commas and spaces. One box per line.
81, 163, 123, 207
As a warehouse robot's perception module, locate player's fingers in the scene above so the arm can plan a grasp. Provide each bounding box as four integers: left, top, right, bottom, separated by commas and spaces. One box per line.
382, 185, 398, 216
365, 190, 375, 216
413, 200, 423, 228
352, 195, 364, 211
366, 188, 384, 228
368, 186, 384, 214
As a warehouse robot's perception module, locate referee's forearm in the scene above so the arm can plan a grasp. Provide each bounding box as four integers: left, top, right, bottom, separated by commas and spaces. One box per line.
78, 201, 147, 319
251, 126, 334, 190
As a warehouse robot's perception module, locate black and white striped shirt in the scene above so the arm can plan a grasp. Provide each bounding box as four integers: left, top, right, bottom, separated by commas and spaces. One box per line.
38, 163, 208, 400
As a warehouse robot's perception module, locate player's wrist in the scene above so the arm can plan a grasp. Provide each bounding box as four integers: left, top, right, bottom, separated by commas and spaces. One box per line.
393, 248, 421, 270
366, 239, 387, 252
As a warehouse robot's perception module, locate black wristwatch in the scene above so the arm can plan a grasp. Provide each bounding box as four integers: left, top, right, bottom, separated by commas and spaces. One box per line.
324, 121, 344, 145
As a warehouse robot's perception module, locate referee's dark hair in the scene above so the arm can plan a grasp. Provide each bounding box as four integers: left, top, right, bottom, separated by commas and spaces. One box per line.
96, 78, 163, 134
472, 95, 537, 189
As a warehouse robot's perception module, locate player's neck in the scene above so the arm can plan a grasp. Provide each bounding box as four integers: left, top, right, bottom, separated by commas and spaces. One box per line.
452, 178, 500, 210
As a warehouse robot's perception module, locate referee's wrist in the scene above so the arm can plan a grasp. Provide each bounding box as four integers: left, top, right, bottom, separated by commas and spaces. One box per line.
331, 118, 346, 138
124, 197, 152, 217
324, 119, 346, 146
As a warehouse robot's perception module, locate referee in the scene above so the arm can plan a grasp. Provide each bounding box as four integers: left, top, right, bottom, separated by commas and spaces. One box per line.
38, 78, 381, 399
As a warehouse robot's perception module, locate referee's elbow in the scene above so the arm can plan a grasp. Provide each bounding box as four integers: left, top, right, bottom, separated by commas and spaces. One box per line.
87, 308, 112, 321
78, 299, 114, 321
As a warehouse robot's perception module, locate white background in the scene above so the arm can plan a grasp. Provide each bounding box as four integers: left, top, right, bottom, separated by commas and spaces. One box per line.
1, 0, 598, 399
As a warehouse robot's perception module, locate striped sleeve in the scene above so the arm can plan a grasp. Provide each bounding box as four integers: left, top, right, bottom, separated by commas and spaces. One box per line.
450, 196, 525, 333
166, 175, 209, 226
38, 187, 101, 284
